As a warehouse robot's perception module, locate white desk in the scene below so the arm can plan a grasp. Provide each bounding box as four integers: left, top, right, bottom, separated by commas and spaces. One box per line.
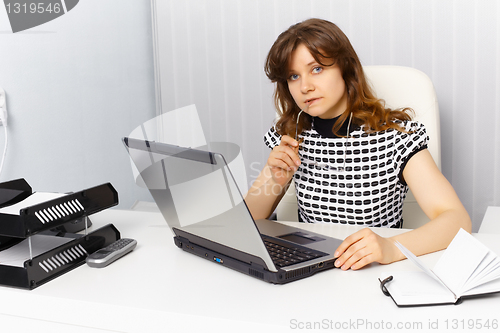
1, 209, 499, 333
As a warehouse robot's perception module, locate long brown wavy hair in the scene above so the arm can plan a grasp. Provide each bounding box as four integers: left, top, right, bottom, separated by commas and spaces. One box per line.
265, 18, 412, 138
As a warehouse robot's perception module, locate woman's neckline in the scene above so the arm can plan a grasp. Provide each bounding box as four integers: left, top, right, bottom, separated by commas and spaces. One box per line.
312, 114, 350, 138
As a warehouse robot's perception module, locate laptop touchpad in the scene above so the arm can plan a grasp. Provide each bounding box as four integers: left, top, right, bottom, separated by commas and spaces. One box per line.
278, 232, 325, 245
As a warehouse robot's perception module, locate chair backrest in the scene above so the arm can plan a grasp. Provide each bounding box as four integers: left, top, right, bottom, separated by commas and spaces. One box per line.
478, 206, 500, 234
275, 66, 441, 229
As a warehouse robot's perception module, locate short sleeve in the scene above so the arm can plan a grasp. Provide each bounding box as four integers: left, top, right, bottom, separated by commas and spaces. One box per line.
263, 126, 282, 149
397, 121, 429, 183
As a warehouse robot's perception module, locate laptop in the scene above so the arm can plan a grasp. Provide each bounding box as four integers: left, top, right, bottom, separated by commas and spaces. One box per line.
123, 137, 342, 284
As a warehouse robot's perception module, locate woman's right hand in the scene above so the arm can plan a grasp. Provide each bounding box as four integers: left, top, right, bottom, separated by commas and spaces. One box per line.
267, 135, 301, 187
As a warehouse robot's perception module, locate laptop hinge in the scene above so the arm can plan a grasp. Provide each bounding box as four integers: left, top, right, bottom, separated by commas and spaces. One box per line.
249, 262, 268, 280
250, 262, 287, 284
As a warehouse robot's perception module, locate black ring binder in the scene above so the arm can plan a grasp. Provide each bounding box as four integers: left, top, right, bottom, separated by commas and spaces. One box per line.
380, 275, 393, 296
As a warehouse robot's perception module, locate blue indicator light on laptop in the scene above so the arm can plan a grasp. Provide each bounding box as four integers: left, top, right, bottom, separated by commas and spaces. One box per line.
213, 257, 223, 264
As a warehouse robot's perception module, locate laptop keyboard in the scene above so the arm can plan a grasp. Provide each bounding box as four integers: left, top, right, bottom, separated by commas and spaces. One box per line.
262, 236, 326, 268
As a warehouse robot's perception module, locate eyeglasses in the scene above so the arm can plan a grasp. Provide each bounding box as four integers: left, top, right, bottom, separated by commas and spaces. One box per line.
295, 109, 352, 172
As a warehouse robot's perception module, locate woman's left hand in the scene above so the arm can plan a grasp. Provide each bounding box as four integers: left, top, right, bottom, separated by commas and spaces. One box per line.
333, 228, 402, 270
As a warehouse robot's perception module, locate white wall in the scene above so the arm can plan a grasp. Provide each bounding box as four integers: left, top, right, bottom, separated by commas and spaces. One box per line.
0, 0, 498, 231
0, 0, 155, 208
153, 0, 500, 232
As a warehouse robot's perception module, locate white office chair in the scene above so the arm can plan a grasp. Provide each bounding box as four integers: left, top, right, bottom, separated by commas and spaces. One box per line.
275, 66, 441, 229
478, 206, 500, 234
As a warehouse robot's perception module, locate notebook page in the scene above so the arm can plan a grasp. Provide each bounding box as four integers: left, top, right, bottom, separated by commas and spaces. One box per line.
468, 259, 500, 289
379, 271, 456, 305
462, 276, 500, 297
394, 241, 447, 289
433, 229, 489, 296
395, 241, 434, 276
463, 253, 500, 292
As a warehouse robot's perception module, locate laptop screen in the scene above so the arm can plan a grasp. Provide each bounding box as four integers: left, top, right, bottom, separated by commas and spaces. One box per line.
123, 137, 275, 271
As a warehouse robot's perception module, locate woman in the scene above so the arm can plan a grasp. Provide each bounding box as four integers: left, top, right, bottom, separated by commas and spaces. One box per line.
245, 18, 471, 270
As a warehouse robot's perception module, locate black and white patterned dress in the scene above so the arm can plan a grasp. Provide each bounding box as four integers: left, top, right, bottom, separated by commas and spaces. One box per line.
264, 116, 428, 228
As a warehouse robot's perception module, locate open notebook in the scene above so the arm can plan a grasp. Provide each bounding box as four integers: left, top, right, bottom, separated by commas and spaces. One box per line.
379, 229, 500, 306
